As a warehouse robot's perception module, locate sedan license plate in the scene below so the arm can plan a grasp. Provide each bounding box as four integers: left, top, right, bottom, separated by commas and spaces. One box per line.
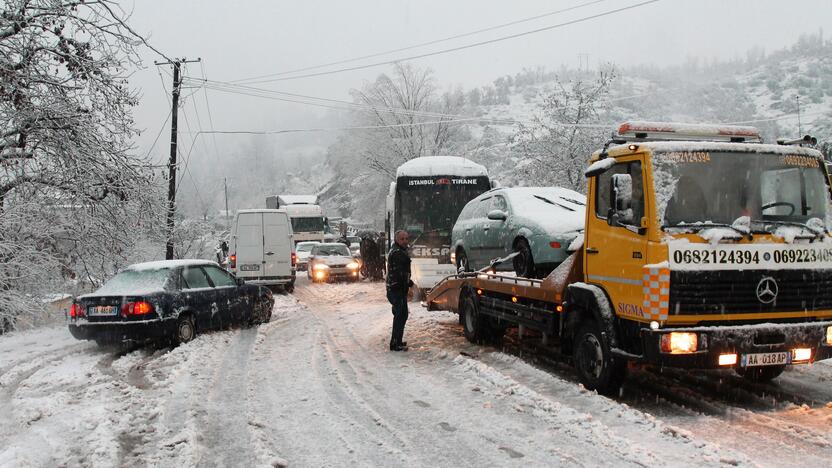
741, 352, 791, 367
87, 305, 117, 317
240, 264, 260, 271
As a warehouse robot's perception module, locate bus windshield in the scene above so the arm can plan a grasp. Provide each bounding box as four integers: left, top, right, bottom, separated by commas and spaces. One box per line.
395, 176, 491, 236
653, 150, 831, 231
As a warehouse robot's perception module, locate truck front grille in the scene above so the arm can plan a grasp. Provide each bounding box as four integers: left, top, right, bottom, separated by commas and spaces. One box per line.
669, 269, 832, 315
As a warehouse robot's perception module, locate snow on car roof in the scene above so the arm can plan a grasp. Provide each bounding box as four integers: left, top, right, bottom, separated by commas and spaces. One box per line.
126, 259, 217, 271
396, 156, 488, 178
497, 187, 586, 235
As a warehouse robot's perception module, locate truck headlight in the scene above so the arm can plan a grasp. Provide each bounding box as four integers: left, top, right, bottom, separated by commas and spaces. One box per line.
347, 262, 360, 269
660, 332, 698, 354
826, 326, 832, 346
313, 263, 329, 270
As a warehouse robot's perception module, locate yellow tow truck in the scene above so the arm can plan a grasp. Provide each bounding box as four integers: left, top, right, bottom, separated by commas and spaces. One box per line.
426, 121, 832, 394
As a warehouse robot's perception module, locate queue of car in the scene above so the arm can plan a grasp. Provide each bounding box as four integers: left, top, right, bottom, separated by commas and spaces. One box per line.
67, 182, 585, 348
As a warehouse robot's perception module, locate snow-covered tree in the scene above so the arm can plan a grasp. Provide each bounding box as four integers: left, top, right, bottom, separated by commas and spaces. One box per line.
511, 67, 616, 191
0, 0, 159, 332
349, 63, 468, 177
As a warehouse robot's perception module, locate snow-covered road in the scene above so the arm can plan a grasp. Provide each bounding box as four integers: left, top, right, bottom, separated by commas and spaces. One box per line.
2, 279, 832, 467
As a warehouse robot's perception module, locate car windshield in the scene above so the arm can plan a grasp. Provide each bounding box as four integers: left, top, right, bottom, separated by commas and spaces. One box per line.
296, 243, 317, 252
313, 244, 350, 256
653, 150, 831, 230
95, 268, 172, 295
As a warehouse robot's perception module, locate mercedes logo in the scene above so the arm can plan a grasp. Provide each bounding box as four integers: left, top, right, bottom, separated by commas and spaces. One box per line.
756, 276, 778, 304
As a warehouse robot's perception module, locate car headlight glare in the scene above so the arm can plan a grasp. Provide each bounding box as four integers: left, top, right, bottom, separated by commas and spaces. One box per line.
347, 262, 360, 269
826, 326, 832, 346
313, 263, 329, 270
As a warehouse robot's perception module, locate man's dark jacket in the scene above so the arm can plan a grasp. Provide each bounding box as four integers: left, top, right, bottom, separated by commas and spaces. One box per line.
386, 242, 411, 292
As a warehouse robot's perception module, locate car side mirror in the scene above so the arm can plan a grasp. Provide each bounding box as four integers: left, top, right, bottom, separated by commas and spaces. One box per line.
487, 209, 507, 221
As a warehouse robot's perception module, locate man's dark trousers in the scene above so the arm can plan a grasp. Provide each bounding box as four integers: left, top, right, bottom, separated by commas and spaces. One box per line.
387, 289, 408, 346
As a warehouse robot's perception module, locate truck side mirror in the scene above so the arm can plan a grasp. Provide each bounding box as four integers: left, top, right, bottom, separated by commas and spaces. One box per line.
608, 173, 635, 226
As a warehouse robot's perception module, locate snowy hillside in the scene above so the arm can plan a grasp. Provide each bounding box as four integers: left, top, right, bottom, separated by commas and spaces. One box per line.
318, 33, 832, 225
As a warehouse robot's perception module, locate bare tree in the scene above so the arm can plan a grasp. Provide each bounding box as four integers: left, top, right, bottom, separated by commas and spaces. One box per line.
350, 63, 467, 176
0, 0, 159, 332
512, 67, 616, 191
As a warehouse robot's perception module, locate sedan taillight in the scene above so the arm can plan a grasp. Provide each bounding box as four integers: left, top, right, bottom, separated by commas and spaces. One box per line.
69, 303, 84, 318
121, 301, 154, 316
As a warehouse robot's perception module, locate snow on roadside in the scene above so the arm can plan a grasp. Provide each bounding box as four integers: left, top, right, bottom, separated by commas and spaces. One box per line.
452, 354, 748, 467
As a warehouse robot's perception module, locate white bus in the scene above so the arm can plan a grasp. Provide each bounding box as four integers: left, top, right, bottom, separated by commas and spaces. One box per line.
386, 156, 491, 291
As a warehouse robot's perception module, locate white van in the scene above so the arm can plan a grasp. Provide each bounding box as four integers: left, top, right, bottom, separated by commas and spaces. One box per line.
229, 209, 296, 292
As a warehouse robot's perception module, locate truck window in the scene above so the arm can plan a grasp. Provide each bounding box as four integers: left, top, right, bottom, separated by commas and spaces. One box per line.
596, 161, 644, 224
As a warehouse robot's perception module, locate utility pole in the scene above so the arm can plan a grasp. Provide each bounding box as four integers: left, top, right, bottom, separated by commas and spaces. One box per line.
155, 57, 200, 260
796, 95, 802, 136
224, 177, 229, 229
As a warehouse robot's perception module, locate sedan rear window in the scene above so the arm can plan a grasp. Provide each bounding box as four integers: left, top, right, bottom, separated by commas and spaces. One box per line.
95, 269, 172, 295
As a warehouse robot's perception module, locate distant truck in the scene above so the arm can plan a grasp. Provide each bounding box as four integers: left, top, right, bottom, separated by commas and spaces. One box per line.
266, 194, 325, 243
427, 121, 832, 395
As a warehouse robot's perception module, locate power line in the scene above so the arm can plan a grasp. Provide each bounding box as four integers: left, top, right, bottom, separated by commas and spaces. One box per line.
199, 61, 222, 164
187, 76, 656, 126
186, 77, 518, 123
232, 0, 609, 83
241, 1, 660, 84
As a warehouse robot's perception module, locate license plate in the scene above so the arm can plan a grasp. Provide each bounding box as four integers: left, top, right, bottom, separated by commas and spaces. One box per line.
87, 305, 117, 317
741, 352, 791, 367
240, 264, 260, 271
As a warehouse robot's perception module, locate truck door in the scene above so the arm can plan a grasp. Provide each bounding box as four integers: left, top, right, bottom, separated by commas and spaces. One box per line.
585, 158, 649, 321
263, 211, 292, 278
235, 212, 264, 279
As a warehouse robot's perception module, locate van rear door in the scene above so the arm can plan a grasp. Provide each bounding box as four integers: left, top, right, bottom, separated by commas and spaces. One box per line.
263, 211, 292, 277
235, 212, 264, 279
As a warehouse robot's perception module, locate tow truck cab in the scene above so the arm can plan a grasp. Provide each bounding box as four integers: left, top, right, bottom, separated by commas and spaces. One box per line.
427, 121, 832, 394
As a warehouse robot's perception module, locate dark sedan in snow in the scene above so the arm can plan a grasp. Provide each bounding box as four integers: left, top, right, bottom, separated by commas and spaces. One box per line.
68, 260, 274, 346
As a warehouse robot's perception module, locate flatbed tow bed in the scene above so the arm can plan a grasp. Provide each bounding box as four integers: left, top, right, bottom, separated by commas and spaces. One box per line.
425, 121, 832, 395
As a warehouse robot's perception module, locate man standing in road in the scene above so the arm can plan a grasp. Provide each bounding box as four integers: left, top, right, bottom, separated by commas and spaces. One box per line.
386, 230, 412, 351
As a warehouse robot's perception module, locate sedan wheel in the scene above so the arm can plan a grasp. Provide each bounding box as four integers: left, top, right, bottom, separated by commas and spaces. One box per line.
174, 314, 195, 345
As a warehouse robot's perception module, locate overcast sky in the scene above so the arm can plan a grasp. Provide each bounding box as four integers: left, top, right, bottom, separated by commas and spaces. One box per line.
123, 0, 832, 164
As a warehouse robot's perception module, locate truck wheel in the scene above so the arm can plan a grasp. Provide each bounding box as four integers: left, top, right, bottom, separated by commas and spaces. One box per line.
573, 321, 625, 395
736, 365, 785, 382
461, 293, 486, 343
174, 314, 196, 346
513, 239, 536, 278
457, 249, 471, 272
